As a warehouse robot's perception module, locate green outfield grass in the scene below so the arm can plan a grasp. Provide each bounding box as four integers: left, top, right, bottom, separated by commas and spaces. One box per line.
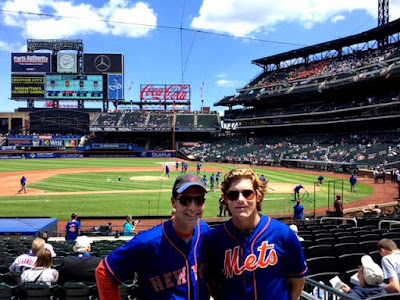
0, 158, 373, 220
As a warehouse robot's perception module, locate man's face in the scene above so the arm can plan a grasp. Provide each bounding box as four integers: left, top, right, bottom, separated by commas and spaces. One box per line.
51, 82, 56, 88
357, 267, 366, 287
172, 186, 205, 229
65, 81, 70, 88
224, 178, 259, 221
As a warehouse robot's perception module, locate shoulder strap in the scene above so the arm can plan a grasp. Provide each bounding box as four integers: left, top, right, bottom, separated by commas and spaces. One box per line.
33, 269, 45, 283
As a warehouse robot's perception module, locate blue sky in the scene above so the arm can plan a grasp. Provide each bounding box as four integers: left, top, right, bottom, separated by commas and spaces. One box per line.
1, 0, 400, 113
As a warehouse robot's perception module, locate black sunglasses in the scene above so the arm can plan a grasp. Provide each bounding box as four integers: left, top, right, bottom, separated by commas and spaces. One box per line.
226, 189, 255, 201
178, 196, 206, 206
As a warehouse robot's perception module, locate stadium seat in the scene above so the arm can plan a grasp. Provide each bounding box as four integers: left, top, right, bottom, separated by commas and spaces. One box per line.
314, 233, 333, 239
337, 235, 357, 244
301, 234, 313, 241
306, 272, 340, 285
353, 230, 371, 237
62, 282, 95, 300
369, 250, 382, 265
0, 282, 17, 299
358, 240, 379, 253
370, 229, 387, 236
337, 253, 365, 273
22, 282, 57, 299
306, 256, 337, 275
359, 234, 380, 242
308, 245, 335, 257
334, 243, 358, 256
382, 231, 400, 239
120, 282, 139, 300
332, 231, 349, 237
314, 237, 335, 246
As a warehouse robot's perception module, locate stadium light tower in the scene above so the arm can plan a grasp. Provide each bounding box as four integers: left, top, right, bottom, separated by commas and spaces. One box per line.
378, 0, 389, 47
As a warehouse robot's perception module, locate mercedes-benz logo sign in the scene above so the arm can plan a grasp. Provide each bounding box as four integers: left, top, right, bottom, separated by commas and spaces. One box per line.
94, 55, 111, 72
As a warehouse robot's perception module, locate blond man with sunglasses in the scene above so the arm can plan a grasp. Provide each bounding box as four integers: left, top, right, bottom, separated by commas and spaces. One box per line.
206, 168, 308, 300
96, 174, 210, 300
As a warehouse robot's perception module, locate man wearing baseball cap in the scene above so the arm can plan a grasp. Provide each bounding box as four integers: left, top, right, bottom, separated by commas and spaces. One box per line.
96, 174, 210, 300
341, 255, 387, 299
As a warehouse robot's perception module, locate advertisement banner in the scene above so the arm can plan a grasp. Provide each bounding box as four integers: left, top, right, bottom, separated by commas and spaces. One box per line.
0, 155, 23, 159
57, 53, 77, 73
11, 53, 51, 73
11, 74, 45, 99
140, 84, 190, 101
83, 54, 124, 73
25, 153, 58, 159
108, 74, 124, 100
45, 74, 103, 100
92, 143, 127, 149
58, 153, 83, 158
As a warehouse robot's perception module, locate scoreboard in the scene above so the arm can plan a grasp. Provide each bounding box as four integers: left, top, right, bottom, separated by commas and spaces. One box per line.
45, 74, 103, 100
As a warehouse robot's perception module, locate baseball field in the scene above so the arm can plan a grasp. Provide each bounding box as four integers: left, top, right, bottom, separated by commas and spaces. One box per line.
0, 158, 374, 220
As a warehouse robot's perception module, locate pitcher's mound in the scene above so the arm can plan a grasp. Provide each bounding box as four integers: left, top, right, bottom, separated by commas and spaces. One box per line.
130, 176, 169, 181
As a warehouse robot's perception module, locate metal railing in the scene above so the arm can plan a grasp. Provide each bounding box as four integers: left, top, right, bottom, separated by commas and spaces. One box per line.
320, 217, 358, 227
301, 278, 359, 300
378, 220, 400, 230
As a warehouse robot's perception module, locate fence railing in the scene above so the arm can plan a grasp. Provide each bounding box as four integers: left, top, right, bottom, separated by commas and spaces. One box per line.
301, 278, 360, 300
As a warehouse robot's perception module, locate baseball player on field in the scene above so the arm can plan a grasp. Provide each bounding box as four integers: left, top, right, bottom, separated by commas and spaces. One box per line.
96, 174, 210, 300
206, 168, 308, 300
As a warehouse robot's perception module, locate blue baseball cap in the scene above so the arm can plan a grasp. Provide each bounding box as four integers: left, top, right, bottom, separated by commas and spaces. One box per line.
173, 174, 207, 195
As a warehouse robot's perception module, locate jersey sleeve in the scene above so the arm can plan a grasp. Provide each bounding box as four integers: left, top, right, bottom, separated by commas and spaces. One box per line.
283, 227, 308, 278
103, 236, 146, 283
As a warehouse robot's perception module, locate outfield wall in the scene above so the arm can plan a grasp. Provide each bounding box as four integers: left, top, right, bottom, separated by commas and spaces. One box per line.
0, 150, 176, 159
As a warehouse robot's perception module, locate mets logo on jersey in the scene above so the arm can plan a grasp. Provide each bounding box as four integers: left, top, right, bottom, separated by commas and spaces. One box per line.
224, 241, 277, 278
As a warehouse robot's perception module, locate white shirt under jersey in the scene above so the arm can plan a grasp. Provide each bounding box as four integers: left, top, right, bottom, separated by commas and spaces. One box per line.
382, 250, 400, 280
9, 254, 37, 272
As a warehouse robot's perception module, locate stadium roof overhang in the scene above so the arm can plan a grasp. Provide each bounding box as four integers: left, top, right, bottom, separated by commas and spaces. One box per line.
252, 18, 400, 67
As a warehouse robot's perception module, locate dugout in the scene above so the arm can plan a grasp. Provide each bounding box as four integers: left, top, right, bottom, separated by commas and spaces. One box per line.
0, 217, 57, 239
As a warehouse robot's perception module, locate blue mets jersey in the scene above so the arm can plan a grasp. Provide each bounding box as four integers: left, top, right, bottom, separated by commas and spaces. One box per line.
206, 215, 308, 300
103, 219, 211, 300
65, 220, 81, 241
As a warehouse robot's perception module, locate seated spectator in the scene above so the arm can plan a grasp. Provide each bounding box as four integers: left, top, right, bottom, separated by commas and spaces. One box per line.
289, 224, 304, 242
9, 238, 45, 272
58, 236, 102, 285
39, 231, 56, 258
377, 238, 400, 293
124, 215, 134, 236
362, 205, 382, 217
341, 255, 386, 299
394, 199, 400, 215
20, 248, 58, 286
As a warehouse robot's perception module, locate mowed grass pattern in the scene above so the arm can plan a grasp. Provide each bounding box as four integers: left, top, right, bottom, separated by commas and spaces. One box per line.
0, 158, 373, 220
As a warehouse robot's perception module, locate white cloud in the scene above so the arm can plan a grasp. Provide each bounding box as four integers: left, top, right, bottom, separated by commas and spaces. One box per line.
191, 0, 389, 36
217, 73, 229, 78
1, 0, 157, 39
216, 79, 243, 88
0, 40, 25, 52
331, 15, 345, 23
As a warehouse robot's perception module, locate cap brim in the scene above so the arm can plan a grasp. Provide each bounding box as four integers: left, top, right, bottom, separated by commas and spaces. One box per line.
176, 182, 207, 194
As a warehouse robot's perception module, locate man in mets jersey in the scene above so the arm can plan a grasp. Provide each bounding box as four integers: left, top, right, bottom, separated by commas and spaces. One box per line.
206, 168, 308, 300
96, 174, 210, 300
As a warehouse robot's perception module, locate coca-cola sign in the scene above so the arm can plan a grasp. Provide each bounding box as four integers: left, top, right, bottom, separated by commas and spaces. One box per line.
140, 84, 190, 101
